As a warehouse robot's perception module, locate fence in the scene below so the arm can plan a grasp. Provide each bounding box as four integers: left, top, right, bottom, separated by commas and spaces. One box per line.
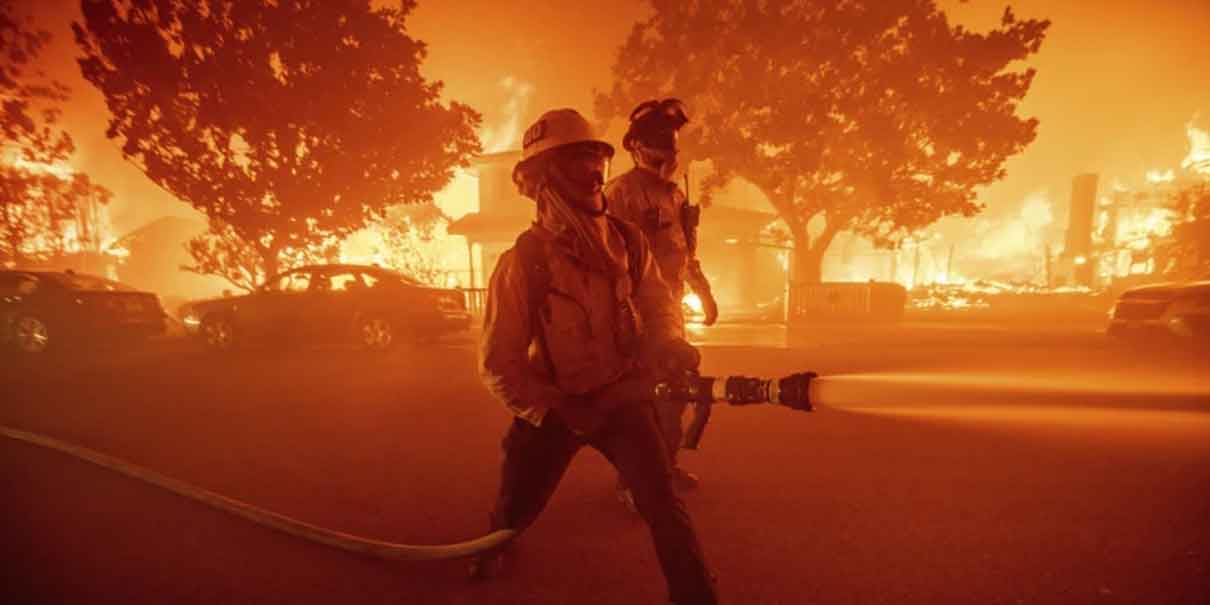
788, 281, 907, 323
461, 288, 488, 316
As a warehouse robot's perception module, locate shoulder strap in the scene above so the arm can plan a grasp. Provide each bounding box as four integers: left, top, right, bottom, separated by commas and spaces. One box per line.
514, 229, 557, 380
608, 215, 645, 292
513, 222, 645, 381
514, 229, 551, 315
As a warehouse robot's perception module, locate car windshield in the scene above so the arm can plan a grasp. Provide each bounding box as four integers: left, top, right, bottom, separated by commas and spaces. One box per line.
41, 272, 135, 292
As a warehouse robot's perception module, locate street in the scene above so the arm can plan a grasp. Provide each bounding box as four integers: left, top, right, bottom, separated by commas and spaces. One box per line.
2, 321, 1209, 604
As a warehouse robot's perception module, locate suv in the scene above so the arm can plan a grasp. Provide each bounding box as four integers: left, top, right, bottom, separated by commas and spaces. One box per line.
1106, 281, 1210, 346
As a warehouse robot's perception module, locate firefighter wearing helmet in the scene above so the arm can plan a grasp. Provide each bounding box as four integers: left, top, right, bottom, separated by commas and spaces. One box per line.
605, 98, 718, 501
474, 107, 718, 604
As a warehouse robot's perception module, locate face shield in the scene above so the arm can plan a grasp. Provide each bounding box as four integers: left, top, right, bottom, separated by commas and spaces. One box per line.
547, 142, 614, 203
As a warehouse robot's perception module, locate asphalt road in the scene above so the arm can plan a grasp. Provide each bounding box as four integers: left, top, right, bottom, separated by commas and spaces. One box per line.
2, 322, 1208, 604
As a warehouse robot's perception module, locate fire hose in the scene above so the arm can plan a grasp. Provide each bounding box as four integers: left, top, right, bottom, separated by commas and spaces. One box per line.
0, 371, 816, 561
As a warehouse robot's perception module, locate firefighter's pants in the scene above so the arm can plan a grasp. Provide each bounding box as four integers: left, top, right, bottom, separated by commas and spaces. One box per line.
489, 402, 717, 605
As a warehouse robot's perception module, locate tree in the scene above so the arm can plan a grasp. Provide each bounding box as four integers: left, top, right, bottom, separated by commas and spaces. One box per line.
0, 0, 74, 265
0, 166, 114, 265
367, 202, 450, 286
74, 0, 481, 288
41, 172, 115, 259
597, 0, 1048, 285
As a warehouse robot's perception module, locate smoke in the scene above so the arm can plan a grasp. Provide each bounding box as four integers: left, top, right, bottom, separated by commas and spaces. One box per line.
965, 190, 1056, 281
479, 76, 534, 154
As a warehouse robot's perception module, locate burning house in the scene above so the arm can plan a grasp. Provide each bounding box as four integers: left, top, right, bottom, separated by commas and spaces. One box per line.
448, 150, 789, 317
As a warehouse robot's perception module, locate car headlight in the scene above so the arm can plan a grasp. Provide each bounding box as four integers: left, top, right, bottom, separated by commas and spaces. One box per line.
1168, 316, 1192, 338
182, 310, 201, 327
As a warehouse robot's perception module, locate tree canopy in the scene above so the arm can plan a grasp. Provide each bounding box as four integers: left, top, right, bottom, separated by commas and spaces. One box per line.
74, 0, 481, 287
0, 0, 72, 163
598, 0, 1049, 283
0, 0, 83, 266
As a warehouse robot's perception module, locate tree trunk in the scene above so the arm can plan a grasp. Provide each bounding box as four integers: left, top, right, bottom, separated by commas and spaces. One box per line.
794, 246, 825, 284
261, 246, 280, 286
785, 219, 842, 323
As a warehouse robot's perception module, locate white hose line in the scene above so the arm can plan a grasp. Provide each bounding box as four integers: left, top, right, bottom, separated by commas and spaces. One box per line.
0, 425, 516, 561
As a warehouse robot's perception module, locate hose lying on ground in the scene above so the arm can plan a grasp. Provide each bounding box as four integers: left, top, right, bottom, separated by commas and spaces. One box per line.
0, 425, 516, 561
1, 373, 817, 560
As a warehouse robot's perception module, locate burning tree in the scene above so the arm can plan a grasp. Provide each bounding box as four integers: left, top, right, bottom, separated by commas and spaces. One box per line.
597, 1, 1048, 285
74, 0, 481, 290
360, 203, 451, 286
0, 0, 76, 265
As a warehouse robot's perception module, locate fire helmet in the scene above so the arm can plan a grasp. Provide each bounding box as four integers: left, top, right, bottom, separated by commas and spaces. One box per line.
519, 108, 614, 163
622, 98, 690, 152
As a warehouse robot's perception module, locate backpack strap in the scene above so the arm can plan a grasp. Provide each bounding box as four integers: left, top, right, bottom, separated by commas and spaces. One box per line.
514, 229, 557, 381
607, 215, 645, 294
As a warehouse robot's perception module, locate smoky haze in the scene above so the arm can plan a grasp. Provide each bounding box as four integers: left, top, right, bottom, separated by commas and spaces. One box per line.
19, 0, 1210, 246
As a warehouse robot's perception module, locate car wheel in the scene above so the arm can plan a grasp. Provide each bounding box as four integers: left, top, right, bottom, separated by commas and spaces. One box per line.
200, 314, 236, 351
13, 315, 51, 354
356, 315, 395, 351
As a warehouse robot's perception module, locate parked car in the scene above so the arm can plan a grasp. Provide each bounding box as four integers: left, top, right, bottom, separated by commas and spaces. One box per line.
1106, 280, 1210, 346
0, 270, 167, 354
179, 264, 471, 351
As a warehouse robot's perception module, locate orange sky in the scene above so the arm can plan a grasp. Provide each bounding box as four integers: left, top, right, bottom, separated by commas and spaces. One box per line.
19, 0, 1210, 241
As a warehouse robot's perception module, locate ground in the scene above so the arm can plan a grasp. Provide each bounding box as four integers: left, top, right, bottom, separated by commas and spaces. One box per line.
2, 320, 1208, 604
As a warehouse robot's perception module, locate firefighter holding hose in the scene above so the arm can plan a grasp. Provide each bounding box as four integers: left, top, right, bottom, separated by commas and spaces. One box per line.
474, 108, 718, 604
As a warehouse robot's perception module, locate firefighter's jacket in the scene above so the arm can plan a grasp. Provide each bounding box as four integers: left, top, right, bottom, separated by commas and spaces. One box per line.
480, 219, 684, 427
604, 167, 710, 298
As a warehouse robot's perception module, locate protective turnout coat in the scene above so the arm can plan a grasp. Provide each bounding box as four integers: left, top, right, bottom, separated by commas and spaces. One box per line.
479, 219, 684, 427
604, 167, 710, 300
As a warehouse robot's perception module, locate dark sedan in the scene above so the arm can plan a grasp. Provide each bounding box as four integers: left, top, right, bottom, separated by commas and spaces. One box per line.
1, 270, 167, 354
179, 264, 471, 352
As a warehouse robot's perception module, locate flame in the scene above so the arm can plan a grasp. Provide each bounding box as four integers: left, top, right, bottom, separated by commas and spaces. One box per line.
1102, 191, 1176, 278
1181, 120, 1210, 177
7, 153, 74, 180
682, 292, 704, 314
2, 153, 122, 263
1145, 169, 1175, 183
338, 205, 470, 287
480, 76, 534, 153
964, 190, 1054, 283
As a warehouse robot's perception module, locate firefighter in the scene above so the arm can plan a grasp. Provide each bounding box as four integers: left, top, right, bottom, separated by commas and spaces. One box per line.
605, 98, 718, 498
473, 108, 718, 605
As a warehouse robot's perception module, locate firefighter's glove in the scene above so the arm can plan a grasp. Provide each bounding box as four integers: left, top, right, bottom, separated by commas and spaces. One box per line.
644, 337, 701, 377
699, 290, 719, 327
